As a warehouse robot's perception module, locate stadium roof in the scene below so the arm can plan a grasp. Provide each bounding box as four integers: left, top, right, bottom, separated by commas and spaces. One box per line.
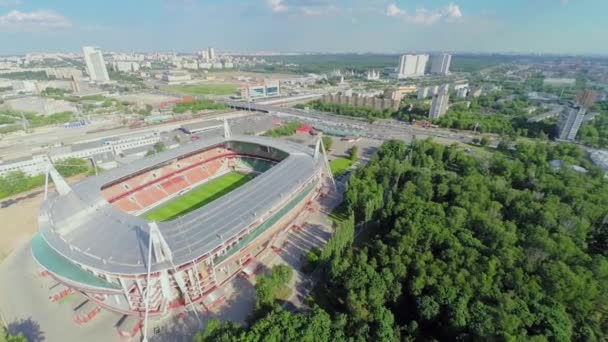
36, 135, 321, 278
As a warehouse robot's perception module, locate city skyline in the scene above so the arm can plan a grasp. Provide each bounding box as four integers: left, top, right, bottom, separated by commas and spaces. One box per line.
0, 0, 607, 55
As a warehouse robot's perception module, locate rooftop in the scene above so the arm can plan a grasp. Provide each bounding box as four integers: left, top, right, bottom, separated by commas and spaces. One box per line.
37, 135, 321, 277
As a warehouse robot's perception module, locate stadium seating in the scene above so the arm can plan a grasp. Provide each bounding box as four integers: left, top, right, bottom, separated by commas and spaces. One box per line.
114, 198, 142, 213
161, 176, 189, 195
183, 167, 208, 184
103, 146, 277, 213
134, 186, 166, 208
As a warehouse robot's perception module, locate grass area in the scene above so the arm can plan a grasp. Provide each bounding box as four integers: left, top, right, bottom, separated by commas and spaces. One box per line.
143, 172, 253, 221
165, 83, 239, 96
329, 157, 354, 178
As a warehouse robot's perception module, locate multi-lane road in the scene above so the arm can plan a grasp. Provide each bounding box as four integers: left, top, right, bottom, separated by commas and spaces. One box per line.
221, 99, 494, 145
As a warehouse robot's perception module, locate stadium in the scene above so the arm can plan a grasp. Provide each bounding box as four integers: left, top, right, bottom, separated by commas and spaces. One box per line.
31, 132, 330, 318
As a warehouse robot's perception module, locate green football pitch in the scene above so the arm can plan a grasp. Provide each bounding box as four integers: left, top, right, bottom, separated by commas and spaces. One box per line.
143, 172, 253, 222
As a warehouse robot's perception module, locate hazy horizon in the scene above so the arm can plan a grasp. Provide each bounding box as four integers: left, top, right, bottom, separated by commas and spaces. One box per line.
0, 0, 606, 55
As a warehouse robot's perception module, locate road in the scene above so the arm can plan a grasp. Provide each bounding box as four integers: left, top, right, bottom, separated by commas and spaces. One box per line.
221, 99, 495, 145
0, 111, 255, 161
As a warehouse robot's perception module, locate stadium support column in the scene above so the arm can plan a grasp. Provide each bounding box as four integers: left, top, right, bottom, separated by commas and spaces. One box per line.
44, 161, 72, 198
143, 223, 202, 342
314, 135, 336, 189
223, 118, 232, 139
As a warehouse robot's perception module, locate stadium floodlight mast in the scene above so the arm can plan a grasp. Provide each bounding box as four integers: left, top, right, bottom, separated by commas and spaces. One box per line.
142, 223, 202, 342
223, 118, 232, 139
314, 135, 336, 189
44, 162, 73, 200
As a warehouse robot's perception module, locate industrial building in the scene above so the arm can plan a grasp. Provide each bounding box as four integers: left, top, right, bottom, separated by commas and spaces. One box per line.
240, 81, 280, 99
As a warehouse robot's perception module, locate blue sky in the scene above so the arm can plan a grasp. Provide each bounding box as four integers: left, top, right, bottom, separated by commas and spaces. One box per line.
0, 0, 606, 55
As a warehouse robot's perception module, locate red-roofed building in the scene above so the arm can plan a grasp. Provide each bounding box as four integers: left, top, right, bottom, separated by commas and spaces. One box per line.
296, 124, 313, 133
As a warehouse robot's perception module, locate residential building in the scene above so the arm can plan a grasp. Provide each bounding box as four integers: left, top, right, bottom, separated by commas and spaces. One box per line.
418, 86, 429, 100
456, 87, 469, 98
161, 70, 191, 85
429, 84, 450, 119
321, 92, 399, 112
385, 85, 417, 102
112, 61, 140, 73
82, 46, 110, 83
430, 54, 451, 75
46, 67, 83, 80
398, 54, 428, 78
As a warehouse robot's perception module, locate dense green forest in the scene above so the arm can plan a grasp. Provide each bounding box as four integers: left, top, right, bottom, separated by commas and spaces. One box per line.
196, 139, 608, 341
295, 100, 392, 120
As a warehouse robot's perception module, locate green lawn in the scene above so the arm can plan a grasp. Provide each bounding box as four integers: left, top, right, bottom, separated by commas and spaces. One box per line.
330, 157, 354, 178
143, 172, 253, 222
165, 83, 239, 96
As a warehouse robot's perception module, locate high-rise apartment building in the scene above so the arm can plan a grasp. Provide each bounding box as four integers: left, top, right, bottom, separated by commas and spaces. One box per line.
429, 84, 450, 119
556, 105, 586, 140
430, 54, 452, 75
208, 47, 216, 60
82, 46, 110, 83
398, 54, 428, 78
417, 86, 429, 100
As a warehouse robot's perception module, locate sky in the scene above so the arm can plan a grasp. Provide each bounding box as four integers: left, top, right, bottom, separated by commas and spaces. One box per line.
0, 0, 606, 55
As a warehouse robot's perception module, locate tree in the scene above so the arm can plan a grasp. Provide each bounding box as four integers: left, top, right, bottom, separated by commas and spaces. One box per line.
0, 329, 26, 342
322, 136, 333, 152
147, 142, 167, 156
480, 135, 490, 147
348, 146, 359, 161
194, 138, 608, 341
255, 265, 294, 312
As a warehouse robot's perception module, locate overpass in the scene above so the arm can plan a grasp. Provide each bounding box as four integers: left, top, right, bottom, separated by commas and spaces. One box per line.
220, 99, 487, 145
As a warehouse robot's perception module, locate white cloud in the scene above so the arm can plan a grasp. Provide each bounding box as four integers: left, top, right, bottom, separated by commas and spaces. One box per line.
386, 3, 403, 17
0, 10, 72, 31
267, 0, 288, 13
444, 3, 462, 18
267, 0, 336, 16
386, 2, 463, 25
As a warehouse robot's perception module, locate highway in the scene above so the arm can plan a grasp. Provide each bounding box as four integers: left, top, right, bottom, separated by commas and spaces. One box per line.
221, 99, 494, 145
